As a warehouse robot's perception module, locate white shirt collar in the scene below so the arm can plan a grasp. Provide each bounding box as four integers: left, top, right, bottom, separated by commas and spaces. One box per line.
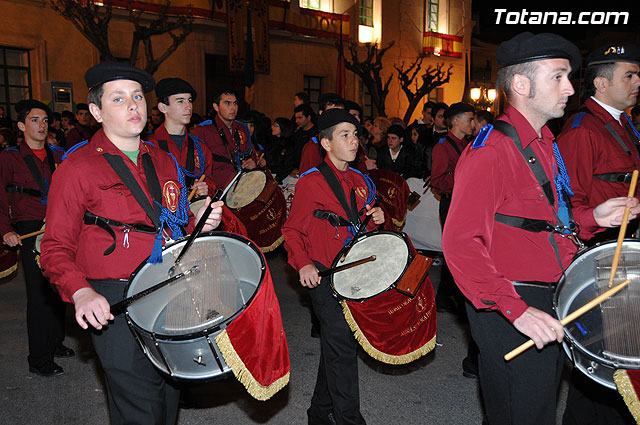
591, 96, 623, 124
390, 145, 402, 160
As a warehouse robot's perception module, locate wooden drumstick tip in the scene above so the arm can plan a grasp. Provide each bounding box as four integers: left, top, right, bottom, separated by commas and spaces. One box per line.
188, 175, 207, 202
504, 278, 633, 362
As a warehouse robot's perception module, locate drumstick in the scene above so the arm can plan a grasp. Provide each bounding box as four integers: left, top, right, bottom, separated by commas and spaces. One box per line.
110, 265, 201, 316
339, 207, 375, 263
257, 152, 265, 165
318, 255, 376, 277
608, 170, 639, 287
18, 229, 45, 240
188, 175, 206, 201
504, 278, 633, 361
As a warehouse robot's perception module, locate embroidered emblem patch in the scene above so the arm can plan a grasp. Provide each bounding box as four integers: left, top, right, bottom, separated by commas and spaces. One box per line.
355, 187, 367, 200
387, 186, 397, 199
163, 181, 180, 213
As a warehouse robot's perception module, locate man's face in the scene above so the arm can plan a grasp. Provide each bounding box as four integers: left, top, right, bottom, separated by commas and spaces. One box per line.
46, 130, 59, 146
151, 109, 163, 126
61, 117, 71, 130
348, 109, 361, 123
89, 79, 147, 140
433, 109, 446, 131
452, 112, 476, 137
293, 95, 303, 107
528, 58, 574, 123
160, 93, 193, 126
473, 117, 488, 136
295, 111, 310, 129
213, 94, 238, 123
76, 109, 91, 126
18, 108, 48, 144
322, 122, 359, 163
598, 62, 640, 111
422, 107, 433, 126
387, 133, 403, 151
363, 119, 373, 133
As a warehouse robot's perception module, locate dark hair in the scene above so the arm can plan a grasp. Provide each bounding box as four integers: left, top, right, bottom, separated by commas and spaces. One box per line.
422, 101, 436, 112
273, 117, 293, 139
76, 103, 89, 112
631, 105, 640, 118
52, 112, 61, 122
319, 93, 345, 112
318, 123, 339, 143
345, 100, 363, 118
157, 96, 170, 106
431, 102, 448, 119
496, 61, 539, 99
17, 107, 49, 124
61, 110, 75, 120
294, 91, 309, 104
213, 89, 238, 104
87, 84, 105, 109
582, 62, 617, 100
387, 124, 405, 138
294, 104, 314, 118
0, 127, 15, 147
475, 110, 495, 126
407, 123, 428, 143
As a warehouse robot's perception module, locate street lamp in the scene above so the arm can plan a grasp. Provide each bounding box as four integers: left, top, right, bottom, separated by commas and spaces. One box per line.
469, 86, 495, 112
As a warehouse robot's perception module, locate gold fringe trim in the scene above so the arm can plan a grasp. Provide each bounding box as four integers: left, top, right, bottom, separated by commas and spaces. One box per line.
392, 216, 407, 229
260, 235, 284, 253
215, 329, 290, 401
614, 370, 640, 424
0, 262, 17, 279
341, 301, 436, 365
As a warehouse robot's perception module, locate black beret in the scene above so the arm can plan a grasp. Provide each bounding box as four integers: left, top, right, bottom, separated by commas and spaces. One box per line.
76, 103, 89, 111
15, 99, 51, 117
387, 124, 405, 138
317, 108, 361, 133
444, 102, 475, 120
586, 43, 640, 66
497, 32, 581, 73
85, 62, 155, 93
155, 78, 197, 102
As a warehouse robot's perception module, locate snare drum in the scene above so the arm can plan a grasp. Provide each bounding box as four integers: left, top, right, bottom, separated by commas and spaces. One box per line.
555, 239, 640, 389
223, 169, 286, 252
124, 231, 266, 381
33, 223, 46, 270
330, 231, 412, 301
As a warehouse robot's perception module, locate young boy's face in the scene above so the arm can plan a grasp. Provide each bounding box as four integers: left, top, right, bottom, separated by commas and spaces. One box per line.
90, 79, 147, 139
323, 122, 359, 163
160, 93, 193, 126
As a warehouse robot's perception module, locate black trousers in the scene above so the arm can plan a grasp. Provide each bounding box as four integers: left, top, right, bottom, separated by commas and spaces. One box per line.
436, 194, 461, 305
15, 220, 66, 368
90, 279, 180, 425
307, 266, 366, 425
466, 284, 564, 425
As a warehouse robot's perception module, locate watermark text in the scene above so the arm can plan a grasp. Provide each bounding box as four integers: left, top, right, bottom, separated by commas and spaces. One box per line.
494, 9, 629, 25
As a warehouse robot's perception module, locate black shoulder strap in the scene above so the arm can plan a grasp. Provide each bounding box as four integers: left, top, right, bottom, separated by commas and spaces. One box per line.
492, 120, 555, 207
211, 118, 236, 168
102, 153, 161, 229
445, 135, 462, 156
185, 136, 195, 187
317, 161, 360, 226
22, 151, 52, 197
157, 139, 170, 153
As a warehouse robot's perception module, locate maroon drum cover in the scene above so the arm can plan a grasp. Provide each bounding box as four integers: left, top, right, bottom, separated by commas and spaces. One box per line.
0, 245, 18, 279
225, 170, 286, 253
367, 168, 410, 231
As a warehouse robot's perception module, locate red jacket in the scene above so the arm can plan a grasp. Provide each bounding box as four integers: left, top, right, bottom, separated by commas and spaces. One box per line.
442, 106, 600, 323
40, 129, 195, 303
430, 132, 467, 195
557, 97, 640, 214
298, 137, 323, 175
191, 116, 258, 189
0, 143, 63, 235
282, 157, 377, 271
147, 124, 216, 193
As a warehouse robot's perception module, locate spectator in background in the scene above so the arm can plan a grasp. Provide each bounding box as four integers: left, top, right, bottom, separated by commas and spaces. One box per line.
49, 112, 62, 132
266, 117, 294, 183
290, 104, 316, 176
367, 116, 391, 155
60, 110, 75, 135
0, 127, 14, 150
389, 117, 406, 128
407, 122, 430, 177
0, 105, 13, 129
473, 109, 495, 137
65, 103, 94, 148
46, 128, 65, 147
631, 105, 640, 132
428, 102, 449, 146
376, 124, 421, 178
294, 91, 309, 108
150, 106, 164, 131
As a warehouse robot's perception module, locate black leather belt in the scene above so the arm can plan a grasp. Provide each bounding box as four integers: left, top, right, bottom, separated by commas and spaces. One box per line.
594, 172, 633, 183
84, 211, 158, 256
6, 184, 42, 197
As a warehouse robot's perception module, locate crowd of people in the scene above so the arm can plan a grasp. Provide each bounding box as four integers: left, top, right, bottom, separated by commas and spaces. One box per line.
2, 29, 640, 425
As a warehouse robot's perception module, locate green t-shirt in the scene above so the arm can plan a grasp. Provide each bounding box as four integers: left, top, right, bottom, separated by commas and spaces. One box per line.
122, 149, 139, 165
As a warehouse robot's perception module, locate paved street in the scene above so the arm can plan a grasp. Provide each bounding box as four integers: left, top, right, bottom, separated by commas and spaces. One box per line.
0, 248, 570, 424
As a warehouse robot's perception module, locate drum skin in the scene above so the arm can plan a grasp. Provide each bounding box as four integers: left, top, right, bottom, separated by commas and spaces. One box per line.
330, 231, 412, 301
224, 170, 286, 253
555, 239, 640, 390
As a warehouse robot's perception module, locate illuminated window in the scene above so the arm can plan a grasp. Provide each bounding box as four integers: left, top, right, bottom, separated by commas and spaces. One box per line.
301, 0, 322, 10
0, 46, 32, 120
304, 75, 323, 113
360, 0, 374, 27
428, 0, 439, 32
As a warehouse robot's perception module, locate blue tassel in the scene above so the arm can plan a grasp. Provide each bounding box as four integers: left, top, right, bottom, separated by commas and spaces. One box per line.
148, 229, 165, 264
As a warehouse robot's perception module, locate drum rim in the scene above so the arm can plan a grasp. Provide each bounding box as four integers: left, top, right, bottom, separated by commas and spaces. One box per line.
554, 238, 640, 373
124, 230, 267, 341
329, 230, 413, 302
223, 169, 268, 210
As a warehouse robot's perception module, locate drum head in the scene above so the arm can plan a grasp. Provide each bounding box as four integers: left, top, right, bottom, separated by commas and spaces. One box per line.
34, 223, 46, 255
126, 232, 265, 338
331, 231, 410, 301
556, 240, 640, 389
225, 171, 267, 209
189, 198, 206, 216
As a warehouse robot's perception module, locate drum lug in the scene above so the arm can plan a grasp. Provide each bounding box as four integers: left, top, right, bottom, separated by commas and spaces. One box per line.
205, 333, 226, 372
125, 314, 147, 356
193, 354, 207, 367
587, 361, 598, 375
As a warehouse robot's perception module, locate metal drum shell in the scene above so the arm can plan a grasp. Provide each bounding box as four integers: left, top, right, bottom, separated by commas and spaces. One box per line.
124, 231, 266, 382
554, 239, 640, 390
329, 230, 413, 302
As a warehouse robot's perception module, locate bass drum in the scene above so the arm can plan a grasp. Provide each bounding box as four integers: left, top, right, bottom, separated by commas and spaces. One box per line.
555, 239, 640, 389
124, 231, 265, 381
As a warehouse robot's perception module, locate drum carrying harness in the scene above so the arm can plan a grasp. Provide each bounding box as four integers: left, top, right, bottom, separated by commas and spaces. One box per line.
156, 134, 206, 187
5, 144, 60, 205
312, 162, 376, 245
573, 106, 640, 184
208, 119, 253, 171
486, 120, 583, 270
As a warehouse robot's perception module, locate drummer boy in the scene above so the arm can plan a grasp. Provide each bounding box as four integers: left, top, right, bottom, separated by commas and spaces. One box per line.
282, 108, 384, 424
40, 62, 223, 425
